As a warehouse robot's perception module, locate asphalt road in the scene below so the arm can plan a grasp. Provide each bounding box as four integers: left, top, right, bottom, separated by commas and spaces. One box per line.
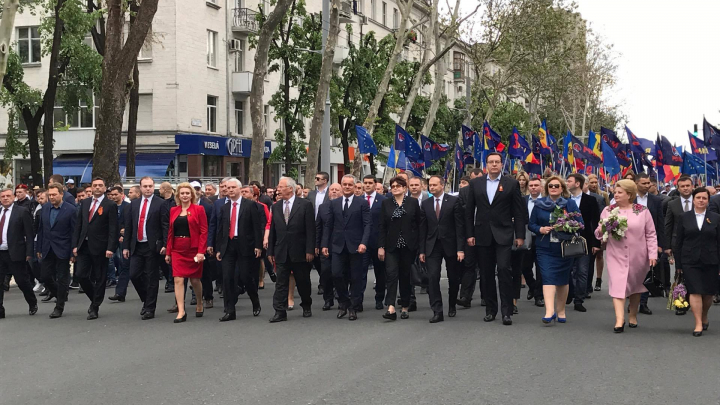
1, 272, 717, 405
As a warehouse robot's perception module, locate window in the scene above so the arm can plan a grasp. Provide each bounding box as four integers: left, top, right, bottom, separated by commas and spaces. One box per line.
235, 100, 244, 135
207, 30, 217, 67
393, 9, 398, 29
370, 0, 376, 20
17, 27, 41, 64
356, 0, 363, 14
233, 39, 245, 72
263, 105, 269, 136
382, 2, 386, 26
207, 96, 217, 133
54, 92, 99, 129
138, 28, 153, 60
137, 94, 153, 130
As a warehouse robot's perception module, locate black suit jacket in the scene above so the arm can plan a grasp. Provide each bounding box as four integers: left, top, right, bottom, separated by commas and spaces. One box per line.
268, 197, 315, 263
635, 193, 667, 250
315, 200, 331, 251
216, 198, 262, 259
366, 193, 386, 250
73, 196, 118, 255
160, 195, 176, 249
665, 196, 690, 250
464, 175, 526, 246
322, 195, 371, 253
674, 210, 720, 269
419, 194, 464, 256
708, 194, 720, 215
378, 196, 424, 253
208, 195, 219, 203
2, 205, 33, 261
36, 202, 76, 259
208, 197, 229, 249
576, 193, 600, 249
123, 195, 164, 255
307, 188, 329, 216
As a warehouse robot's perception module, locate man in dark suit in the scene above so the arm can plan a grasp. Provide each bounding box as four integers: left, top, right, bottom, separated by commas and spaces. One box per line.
419, 176, 464, 323
158, 182, 175, 294
315, 183, 341, 310
0, 187, 37, 319
566, 174, 600, 312
215, 179, 263, 321
123, 177, 164, 320
665, 175, 694, 315
268, 177, 316, 322
72, 177, 118, 320
361, 175, 387, 310
36, 183, 77, 318
457, 170, 483, 308
322, 174, 371, 321
208, 177, 232, 297
519, 178, 544, 307
464, 152, 526, 325
197, 191, 216, 308
307, 172, 330, 295
107, 186, 131, 302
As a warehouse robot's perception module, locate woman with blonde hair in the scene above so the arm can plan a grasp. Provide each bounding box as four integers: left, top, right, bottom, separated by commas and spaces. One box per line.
515, 171, 530, 196
594, 179, 657, 333
165, 182, 208, 323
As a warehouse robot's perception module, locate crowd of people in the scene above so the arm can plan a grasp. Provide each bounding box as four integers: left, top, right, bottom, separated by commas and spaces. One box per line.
0, 152, 718, 336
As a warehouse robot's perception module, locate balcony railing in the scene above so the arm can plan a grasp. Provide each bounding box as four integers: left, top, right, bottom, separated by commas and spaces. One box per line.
232, 8, 258, 33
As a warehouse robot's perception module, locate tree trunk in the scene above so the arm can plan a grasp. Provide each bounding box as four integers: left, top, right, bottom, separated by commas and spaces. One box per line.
420, 41, 448, 137
0, 0, 20, 85
23, 112, 43, 186
126, 61, 139, 177
248, 0, 295, 183
92, 0, 159, 185
352, 0, 415, 177
304, 0, 339, 187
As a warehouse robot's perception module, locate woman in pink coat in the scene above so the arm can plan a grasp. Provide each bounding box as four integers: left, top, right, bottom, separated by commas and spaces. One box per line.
595, 180, 657, 333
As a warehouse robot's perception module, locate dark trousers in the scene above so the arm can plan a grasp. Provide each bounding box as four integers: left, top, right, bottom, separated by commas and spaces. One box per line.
366, 248, 386, 303
159, 259, 172, 285
0, 251, 37, 308
129, 242, 160, 313
221, 239, 259, 314
319, 254, 335, 304
41, 249, 71, 310
332, 247, 367, 310
273, 260, 312, 313
75, 244, 109, 308
113, 246, 131, 297
478, 240, 513, 317
459, 241, 479, 301
384, 247, 414, 308
201, 255, 214, 300
571, 253, 591, 304
426, 243, 460, 313
511, 245, 542, 299
587, 251, 597, 293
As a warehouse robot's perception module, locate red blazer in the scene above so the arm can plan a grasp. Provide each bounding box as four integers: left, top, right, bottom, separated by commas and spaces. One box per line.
166, 204, 208, 256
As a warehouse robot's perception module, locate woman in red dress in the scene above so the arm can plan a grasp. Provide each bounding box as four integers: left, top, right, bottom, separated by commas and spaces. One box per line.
165, 183, 208, 323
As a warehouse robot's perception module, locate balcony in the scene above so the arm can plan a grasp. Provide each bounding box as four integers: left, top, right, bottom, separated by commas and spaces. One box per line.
232, 8, 258, 34
232, 71, 253, 95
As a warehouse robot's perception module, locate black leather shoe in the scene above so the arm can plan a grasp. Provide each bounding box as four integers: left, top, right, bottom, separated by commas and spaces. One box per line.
174, 314, 187, 323
382, 311, 397, 320
322, 301, 334, 311
594, 278, 602, 291
140, 308, 147, 316
429, 313, 444, 323
614, 323, 625, 333
29, 304, 38, 315
303, 308, 312, 318
190, 297, 197, 306
628, 322, 638, 328
167, 304, 179, 313
639, 304, 652, 315
480, 299, 486, 307
703, 322, 709, 331
375, 300, 383, 310
456, 298, 471, 308
39, 289, 49, 297
269, 312, 287, 323
513, 305, 519, 315
317, 285, 324, 296
400, 310, 409, 319
408, 302, 417, 312
535, 298, 545, 307
693, 331, 703, 337
565, 295, 573, 305
219, 312, 236, 322
348, 310, 357, 321
87, 307, 98, 320
269, 272, 277, 282
108, 294, 125, 302
0, 307, 4, 319
483, 314, 495, 322
41, 294, 55, 303
527, 290, 534, 301
253, 305, 261, 317
141, 312, 155, 320
49, 308, 63, 319
502, 316, 512, 325
448, 306, 456, 317
574, 303, 587, 312
337, 308, 347, 319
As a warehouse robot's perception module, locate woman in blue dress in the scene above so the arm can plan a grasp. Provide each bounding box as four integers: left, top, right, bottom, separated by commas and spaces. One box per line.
529, 176, 583, 324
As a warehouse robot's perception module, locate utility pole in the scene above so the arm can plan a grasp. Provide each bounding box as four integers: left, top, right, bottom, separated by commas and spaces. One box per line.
320, 0, 331, 175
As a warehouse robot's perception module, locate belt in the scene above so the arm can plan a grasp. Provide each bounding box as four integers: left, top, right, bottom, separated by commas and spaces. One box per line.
174, 236, 190, 239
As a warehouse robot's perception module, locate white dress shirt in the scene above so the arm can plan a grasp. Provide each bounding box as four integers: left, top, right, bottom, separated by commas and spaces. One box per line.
341, 194, 354, 210
636, 193, 648, 207
487, 176, 501, 204
229, 197, 243, 235
432, 193, 445, 212
88, 194, 105, 219
695, 210, 706, 231
528, 196, 539, 217
314, 187, 327, 218
138, 195, 154, 242
364, 191, 377, 207
0, 203, 13, 250
283, 195, 296, 215
570, 191, 582, 211
681, 197, 693, 212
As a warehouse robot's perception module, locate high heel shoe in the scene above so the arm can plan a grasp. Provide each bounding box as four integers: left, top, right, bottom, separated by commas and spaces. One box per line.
541, 313, 556, 324
702, 322, 709, 331
628, 322, 638, 328
613, 323, 625, 333
196, 309, 204, 317
557, 315, 567, 324
693, 330, 703, 337
174, 314, 187, 323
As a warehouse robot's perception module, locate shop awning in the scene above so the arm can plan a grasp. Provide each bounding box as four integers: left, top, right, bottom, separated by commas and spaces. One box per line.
52, 155, 93, 183
54, 153, 174, 182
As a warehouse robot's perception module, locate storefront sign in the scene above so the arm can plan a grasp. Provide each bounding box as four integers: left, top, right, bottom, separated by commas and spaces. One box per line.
175, 134, 271, 158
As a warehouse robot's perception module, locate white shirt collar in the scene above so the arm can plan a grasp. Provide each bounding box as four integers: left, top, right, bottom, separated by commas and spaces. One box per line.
433, 193, 444, 202
90, 194, 105, 204
1, 203, 13, 213
366, 191, 376, 199
284, 195, 296, 205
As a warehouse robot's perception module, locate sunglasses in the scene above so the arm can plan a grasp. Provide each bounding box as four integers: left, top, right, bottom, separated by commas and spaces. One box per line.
390, 184, 404, 189
315, 177, 326, 181
548, 184, 561, 189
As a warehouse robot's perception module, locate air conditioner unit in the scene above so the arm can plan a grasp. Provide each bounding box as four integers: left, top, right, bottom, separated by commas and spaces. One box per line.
228, 39, 242, 52
359, 14, 368, 25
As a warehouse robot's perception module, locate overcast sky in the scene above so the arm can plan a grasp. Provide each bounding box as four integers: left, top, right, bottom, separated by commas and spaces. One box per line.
576, 0, 720, 148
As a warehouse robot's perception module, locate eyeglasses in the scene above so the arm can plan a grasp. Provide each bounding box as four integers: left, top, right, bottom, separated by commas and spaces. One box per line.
315, 177, 325, 181
390, 184, 404, 189
548, 184, 561, 189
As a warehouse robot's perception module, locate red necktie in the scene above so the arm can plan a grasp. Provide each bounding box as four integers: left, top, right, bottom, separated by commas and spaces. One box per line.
0, 208, 6, 246
367, 195, 371, 205
89, 199, 98, 222
229, 202, 238, 238
138, 198, 148, 241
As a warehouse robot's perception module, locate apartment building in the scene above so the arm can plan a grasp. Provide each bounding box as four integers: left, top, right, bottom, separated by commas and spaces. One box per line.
0, 0, 476, 187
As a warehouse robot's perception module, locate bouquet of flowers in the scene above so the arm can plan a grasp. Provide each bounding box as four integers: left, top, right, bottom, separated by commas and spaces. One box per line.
668, 280, 689, 310
598, 207, 628, 242
549, 205, 584, 234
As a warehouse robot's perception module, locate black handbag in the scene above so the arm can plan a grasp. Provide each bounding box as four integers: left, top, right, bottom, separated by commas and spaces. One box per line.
411, 257, 428, 286
643, 266, 664, 297
561, 234, 587, 258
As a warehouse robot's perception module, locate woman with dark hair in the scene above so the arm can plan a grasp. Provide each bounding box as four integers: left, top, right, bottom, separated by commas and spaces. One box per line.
378, 176, 424, 320
674, 187, 720, 336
